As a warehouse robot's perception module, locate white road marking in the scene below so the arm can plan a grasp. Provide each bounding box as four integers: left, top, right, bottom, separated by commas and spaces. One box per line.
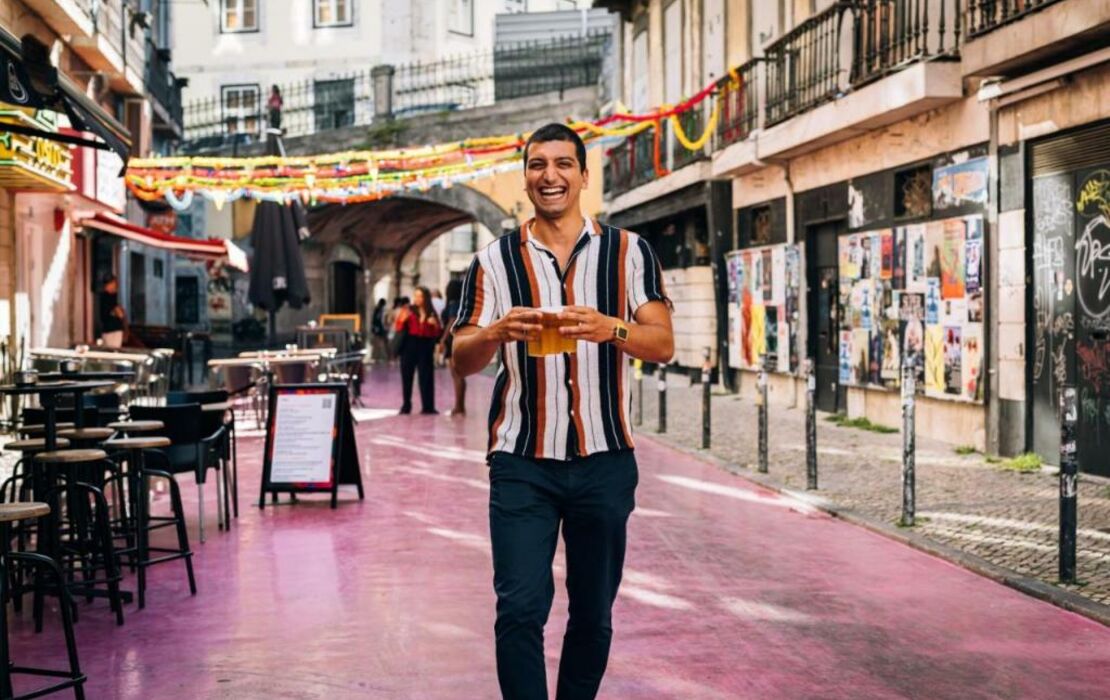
393, 465, 489, 491
719, 597, 811, 623
919, 511, 1110, 543
655, 474, 817, 514
619, 586, 694, 611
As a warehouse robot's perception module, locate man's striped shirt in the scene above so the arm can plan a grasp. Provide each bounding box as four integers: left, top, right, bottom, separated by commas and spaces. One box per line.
453, 217, 669, 461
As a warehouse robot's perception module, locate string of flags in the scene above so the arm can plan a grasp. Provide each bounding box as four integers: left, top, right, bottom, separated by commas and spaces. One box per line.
125, 71, 733, 210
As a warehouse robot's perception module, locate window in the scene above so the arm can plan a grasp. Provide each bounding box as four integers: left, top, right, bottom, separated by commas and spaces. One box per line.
895, 164, 933, 219
631, 29, 649, 113
448, 0, 473, 36
314, 79, 355, 131
221, 84, 261, 135
663, 0, 683, 104
749, 0, 782, 57
153, 259, 164, 279
221, 0, 258, 33
175, 276, 200, 325
314, 0, 352, 27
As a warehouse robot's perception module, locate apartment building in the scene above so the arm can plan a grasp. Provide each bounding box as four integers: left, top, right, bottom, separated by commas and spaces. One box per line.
0, 0, 189, 353
597, 0, 1110, 472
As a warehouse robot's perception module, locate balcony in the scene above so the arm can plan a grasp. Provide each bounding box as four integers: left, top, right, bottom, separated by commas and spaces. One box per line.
603, 128, 655, 199
715, 61, 759, 151
48, 0, 147, 95
961, 0, 1110, 77
145, 45, 184, 136
712, 0, 963, 178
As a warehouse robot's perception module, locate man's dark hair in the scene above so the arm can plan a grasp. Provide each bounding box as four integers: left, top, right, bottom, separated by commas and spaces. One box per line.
523, 123, 587, 173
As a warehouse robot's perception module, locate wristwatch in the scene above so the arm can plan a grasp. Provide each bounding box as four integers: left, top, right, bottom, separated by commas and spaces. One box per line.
612, 319, 630, 345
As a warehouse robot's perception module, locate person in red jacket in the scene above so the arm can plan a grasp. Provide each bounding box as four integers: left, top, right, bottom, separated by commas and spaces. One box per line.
395, 286, 442, 414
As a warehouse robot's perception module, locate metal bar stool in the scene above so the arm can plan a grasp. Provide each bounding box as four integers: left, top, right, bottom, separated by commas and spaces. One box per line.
0, 502, 87, 700
2, 438, 71, 613
33, 450, 125, 630
102, 437, 196, 609
55, 428, 114, 450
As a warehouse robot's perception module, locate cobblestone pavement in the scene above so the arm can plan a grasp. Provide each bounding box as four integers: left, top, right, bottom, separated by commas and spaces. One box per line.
632, 375, 1110, 609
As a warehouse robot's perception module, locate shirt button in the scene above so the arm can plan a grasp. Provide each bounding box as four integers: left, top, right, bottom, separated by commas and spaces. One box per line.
568, 379, 574, 385
570, 409, 575, 415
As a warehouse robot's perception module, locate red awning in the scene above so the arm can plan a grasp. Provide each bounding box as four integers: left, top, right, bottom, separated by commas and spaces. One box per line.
80, 212, 249, 272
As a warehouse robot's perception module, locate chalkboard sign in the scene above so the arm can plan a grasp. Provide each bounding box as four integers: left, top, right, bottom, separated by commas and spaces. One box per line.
259, 383, 364, 509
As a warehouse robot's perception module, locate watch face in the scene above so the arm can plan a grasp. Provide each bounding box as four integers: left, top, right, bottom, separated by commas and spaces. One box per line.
615, 324, 630, 342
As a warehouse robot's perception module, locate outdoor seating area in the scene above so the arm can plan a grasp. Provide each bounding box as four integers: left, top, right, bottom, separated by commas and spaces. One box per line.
0, 345, 242, 697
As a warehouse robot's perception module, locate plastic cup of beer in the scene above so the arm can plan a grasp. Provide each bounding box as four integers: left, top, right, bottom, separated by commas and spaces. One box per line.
527, 306, 578, 357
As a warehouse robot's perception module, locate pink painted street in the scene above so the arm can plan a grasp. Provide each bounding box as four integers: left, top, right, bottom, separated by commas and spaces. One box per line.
6, 369, 1108, 699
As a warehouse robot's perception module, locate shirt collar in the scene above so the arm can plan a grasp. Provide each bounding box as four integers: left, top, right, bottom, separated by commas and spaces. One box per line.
521, 217, 600, 252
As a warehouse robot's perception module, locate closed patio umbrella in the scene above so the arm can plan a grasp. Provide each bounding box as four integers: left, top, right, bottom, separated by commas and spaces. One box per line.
248, 198, 311, 343
247, 134, 311, 343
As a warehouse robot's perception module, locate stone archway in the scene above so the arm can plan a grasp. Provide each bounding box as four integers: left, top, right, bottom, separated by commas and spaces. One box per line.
306, 184, 516, 299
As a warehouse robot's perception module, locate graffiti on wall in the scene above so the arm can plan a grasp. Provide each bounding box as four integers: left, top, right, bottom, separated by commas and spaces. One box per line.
1075, 169, 1110, 438
837, 216, 985, 402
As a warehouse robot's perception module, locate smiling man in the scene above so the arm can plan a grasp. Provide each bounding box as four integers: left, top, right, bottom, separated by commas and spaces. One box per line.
451, 123, 674, 700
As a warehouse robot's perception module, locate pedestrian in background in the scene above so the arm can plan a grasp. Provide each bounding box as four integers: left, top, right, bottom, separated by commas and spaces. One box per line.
370, 297, 388, 362
267, 85, 283, 130
431, 288, 446, 318
396, 287, 441, 415
440, 278, 466, 415
385, 296, 407, 361
98, 274, 127, 348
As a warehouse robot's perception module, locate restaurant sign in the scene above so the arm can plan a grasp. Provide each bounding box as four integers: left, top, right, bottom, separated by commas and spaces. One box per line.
0, 109, 73, 191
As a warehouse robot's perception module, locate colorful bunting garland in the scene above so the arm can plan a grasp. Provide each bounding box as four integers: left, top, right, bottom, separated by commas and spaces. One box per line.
126, 71, 736, 209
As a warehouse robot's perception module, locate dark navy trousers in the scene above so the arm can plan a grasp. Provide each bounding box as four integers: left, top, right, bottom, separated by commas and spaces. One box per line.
488, 449, 638, 700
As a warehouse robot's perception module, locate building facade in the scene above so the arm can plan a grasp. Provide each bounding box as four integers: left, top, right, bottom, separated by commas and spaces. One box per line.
598, 0, 1110, 472
1, 0, 186, 360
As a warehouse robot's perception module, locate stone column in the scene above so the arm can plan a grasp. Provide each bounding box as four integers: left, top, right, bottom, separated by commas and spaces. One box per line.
371, 65, 395, 121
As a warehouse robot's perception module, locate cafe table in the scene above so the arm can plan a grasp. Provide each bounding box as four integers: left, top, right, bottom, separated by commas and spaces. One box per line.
38, 370, 136, 382
30, 347, 149, 364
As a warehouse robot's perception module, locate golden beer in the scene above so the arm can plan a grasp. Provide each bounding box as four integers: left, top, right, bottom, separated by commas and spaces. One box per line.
527, 307, 578, 357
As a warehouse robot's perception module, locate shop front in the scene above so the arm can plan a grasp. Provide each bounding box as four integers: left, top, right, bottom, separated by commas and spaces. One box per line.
0, 108, 76, 350
1025, 119, 1110, 476
724, 146, 991, 448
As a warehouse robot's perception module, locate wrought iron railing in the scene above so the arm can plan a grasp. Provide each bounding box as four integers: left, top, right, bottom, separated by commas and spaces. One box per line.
715, 60, 759, 150
181, 32, 611, 149
144, 45, 183, 131
604, 126, 658, 199
395, 32, 609, 115
851, 0, 962, 86
764, 3, 850, 127
670, 107, 706, 171
965, 0, 1062, 38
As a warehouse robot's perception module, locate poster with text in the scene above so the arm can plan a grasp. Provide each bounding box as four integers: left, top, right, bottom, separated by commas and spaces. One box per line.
904, 224, 927, 292
940, 218, 967, 299
943, 326, 963, 395
925, 325, 945, 396
962, 323, 983, 401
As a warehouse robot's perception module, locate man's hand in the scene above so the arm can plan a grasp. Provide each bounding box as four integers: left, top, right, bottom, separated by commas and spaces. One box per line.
482, 307, 543, 344
453, 307, 542, 378
558, 306, 615, 344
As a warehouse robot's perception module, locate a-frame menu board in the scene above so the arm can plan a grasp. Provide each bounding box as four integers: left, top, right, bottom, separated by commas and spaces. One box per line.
259, 383, 364, 509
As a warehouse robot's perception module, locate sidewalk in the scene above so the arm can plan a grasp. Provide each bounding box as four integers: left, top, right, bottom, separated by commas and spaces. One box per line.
634, 373, 1110, 616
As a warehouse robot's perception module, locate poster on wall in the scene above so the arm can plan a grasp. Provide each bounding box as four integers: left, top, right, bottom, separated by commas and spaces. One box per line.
940, 219, 967, 299
837, 214, 985, 403
725, 243, 802, 373
933, 156, 989, 211
905, 224, 927, 292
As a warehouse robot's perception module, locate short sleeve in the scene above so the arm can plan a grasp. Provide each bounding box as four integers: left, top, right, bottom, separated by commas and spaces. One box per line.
452, 254, 498, 332
627, 234, 672, 315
